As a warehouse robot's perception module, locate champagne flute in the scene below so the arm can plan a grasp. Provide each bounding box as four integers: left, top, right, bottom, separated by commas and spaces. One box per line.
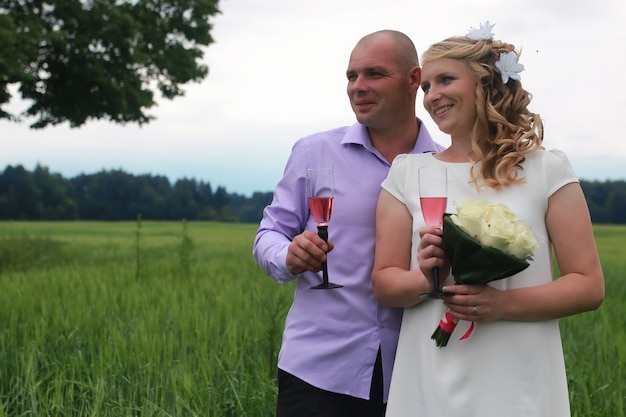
418, 165, 447, 299
307, 167, 342, 289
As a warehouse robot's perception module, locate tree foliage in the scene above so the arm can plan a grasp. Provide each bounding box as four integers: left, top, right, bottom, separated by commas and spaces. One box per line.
0, 0, 220, 128
580, 180, 626, 224
0, 164, 273, 223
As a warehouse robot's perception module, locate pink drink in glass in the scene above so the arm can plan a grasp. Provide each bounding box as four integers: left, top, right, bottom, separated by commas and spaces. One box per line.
308, 197, 334, 226
420, 197, 447, 228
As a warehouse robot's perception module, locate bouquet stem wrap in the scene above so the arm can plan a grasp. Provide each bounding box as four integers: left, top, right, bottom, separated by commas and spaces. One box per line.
431, 311, 475, 347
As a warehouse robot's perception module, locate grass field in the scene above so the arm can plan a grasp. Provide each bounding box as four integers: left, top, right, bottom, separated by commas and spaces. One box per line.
0, 221, 623, 416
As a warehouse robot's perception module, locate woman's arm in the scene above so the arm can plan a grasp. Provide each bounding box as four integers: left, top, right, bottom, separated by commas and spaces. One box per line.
372, 189, 442, 307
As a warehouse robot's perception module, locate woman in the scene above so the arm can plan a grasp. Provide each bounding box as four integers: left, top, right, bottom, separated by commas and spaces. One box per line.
371, 22, 604, 417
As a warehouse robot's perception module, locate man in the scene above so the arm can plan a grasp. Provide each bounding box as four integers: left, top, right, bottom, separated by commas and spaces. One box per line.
253, 30, 445, 417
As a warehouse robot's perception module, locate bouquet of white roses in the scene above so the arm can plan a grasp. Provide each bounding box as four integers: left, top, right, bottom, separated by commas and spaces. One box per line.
431, 200, 538, 347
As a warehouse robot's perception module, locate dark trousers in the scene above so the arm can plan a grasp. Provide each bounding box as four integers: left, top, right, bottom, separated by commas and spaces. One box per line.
276, 349, 385, 417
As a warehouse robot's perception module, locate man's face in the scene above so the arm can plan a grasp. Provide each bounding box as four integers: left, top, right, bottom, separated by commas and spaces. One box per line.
346, 38, 413, 131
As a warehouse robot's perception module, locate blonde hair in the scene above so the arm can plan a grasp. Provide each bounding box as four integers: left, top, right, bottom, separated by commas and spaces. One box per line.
422, 36, 543, 189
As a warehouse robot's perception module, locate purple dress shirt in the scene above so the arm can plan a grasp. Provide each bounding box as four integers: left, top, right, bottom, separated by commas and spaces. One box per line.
253, 120, 444, 401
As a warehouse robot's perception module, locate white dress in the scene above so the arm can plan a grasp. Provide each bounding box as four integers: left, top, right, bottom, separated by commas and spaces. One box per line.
382, 150, 576, 417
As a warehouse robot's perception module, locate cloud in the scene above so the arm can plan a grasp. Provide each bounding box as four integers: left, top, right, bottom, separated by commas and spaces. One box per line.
1, 0, 625, 196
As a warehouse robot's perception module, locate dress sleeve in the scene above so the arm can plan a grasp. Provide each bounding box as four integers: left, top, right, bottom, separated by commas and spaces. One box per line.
381, 154, 409, 204
542, 149, 579, 198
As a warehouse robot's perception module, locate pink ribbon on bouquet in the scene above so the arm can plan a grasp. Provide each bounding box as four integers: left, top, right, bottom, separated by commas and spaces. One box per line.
438, 311, 476, 341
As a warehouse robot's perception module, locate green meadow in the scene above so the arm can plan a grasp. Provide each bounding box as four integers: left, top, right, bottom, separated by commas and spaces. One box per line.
0, 221, 623, 416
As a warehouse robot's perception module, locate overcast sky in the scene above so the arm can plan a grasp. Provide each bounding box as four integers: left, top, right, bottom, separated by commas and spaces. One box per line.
2, 0, 625, 196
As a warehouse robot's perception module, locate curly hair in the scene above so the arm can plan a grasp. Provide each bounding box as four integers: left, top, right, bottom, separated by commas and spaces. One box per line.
422, 36, 543, 189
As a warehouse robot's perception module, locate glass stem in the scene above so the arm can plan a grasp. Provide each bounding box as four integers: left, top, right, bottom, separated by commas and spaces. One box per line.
317, 225, 329, 286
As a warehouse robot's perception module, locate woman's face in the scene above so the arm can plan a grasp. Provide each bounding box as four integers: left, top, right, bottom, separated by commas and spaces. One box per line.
420, 58, 478, 141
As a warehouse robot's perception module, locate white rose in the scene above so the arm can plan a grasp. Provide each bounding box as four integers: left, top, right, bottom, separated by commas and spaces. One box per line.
452, 200, 537, 259
508, 222, 539, 259
454, 200, 488, 239
481, 218, 516, 253
484, 202, 516, 223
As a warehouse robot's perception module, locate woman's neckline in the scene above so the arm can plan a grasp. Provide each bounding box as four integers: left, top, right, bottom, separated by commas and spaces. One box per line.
429, 152, 473, 164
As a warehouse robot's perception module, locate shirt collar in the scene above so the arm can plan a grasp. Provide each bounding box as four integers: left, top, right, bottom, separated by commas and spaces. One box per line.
341, 118, 442, 154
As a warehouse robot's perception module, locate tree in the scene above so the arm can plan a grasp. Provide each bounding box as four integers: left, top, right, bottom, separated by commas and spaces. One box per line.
172, 177, 201, 219
230, 191, 273, 223
32, 164, 77, 219
0, 165, 42, 219
0, 0, 220, 128
607, 188, 626, 224
134, 174, 173, 219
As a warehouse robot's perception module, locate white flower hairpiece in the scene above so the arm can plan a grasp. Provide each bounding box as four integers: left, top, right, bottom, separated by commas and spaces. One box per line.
495, 51, 525, 84
466, 22, 525, 84
466, 21, 495, 41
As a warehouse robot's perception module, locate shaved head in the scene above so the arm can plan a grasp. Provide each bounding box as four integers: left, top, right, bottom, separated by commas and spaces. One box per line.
355, 30, 419, 71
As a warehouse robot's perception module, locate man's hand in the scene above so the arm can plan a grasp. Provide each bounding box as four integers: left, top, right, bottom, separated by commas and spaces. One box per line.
286, 230, 335, 274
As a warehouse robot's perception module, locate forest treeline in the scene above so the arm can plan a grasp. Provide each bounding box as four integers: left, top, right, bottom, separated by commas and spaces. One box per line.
1, 164, 625, 224
0, 164, 272, 223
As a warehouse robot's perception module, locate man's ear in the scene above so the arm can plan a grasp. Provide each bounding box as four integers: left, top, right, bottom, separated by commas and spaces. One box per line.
410, 66, 422, 89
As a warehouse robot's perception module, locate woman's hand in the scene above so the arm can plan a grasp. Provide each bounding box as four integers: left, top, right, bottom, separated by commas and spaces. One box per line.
417, 225, 450, 290
442, 284, 506, 322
